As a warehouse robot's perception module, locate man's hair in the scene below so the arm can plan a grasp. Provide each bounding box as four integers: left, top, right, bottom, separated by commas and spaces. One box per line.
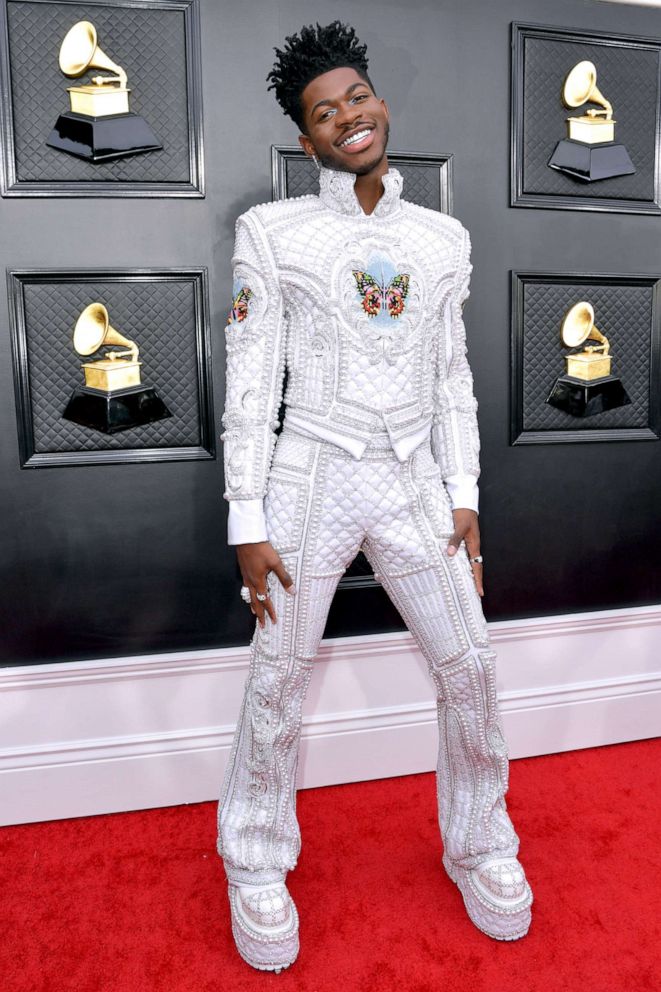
266, 20, 373, 133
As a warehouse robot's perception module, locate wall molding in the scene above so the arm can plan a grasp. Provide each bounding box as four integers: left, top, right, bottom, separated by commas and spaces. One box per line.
2, 604, 660, 825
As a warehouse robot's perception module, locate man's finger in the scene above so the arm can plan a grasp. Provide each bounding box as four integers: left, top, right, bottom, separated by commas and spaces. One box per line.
264, 595, 277, 624
446, 528, 464, 556
470, 561, 484, 598
272, 558, 296, 595
251, 595, 265, 628
253, 583, 277, 626
246, 581, 266, 628
464, 533, 481, 558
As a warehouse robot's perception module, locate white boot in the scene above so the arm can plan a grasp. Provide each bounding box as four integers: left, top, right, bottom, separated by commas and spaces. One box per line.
432, 648, 533, 939
444, 855, 533, 940
228, 881, 299, 972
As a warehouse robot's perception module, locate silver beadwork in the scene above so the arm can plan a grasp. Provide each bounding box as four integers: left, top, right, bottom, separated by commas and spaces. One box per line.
217, 430, 533, 949
221, 164, 480, 515
228, 882, 299, 971
218, 165, 532, 966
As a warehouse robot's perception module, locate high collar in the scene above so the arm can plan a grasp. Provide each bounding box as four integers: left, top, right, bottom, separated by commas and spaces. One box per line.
318, 164, 404, 218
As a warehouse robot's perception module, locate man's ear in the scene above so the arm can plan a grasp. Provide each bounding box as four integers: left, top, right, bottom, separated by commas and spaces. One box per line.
380, 98, 390, 122
298, 133, 315, 157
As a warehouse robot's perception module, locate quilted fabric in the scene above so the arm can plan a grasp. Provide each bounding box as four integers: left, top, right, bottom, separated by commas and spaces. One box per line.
228, 883, 299, 972
15, 274, 206, 453
6, 0, 192, 184
520, 32, 658, 201
220, 164, 480, 513
520, 279, 653, 432
238, 885, 291, 929
217, 427, 531, 941
280, 151, 451, 213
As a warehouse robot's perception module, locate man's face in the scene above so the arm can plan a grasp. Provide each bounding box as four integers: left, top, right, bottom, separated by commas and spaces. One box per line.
298, 66, 390, 176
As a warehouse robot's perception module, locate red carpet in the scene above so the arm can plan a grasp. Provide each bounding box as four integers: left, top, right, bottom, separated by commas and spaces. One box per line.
1, 737, 660, 992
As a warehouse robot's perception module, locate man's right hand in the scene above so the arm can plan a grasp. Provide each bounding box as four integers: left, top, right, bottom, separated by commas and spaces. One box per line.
236, 542, 295, 628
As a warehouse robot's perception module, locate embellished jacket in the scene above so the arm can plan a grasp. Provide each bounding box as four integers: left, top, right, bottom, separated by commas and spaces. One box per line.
221, 164, 480, 544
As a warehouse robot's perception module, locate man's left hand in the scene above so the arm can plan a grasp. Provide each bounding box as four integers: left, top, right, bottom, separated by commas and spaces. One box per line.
446, 508, 483, 597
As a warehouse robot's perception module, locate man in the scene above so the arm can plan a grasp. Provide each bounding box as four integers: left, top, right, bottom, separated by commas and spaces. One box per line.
217, 21, 533, 973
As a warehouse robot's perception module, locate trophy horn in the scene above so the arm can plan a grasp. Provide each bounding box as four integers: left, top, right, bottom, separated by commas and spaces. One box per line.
561, 301, 610, 355
58, 21, 128, 88
562, 60, 613, 119
73, 303, 139, 362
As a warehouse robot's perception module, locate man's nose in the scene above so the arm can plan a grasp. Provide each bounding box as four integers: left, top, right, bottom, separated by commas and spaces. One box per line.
335, 105, 362, 130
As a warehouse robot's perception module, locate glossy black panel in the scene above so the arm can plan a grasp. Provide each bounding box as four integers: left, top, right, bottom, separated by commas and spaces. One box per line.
46, 112, 163, 163
62, 385, 172, 432
546, 375, 631, 417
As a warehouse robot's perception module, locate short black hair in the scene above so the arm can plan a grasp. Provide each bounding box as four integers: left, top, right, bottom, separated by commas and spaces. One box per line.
266, 20, 374, 133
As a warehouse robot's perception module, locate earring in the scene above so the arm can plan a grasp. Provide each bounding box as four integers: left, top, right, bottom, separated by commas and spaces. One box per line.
311, 153, 321, 172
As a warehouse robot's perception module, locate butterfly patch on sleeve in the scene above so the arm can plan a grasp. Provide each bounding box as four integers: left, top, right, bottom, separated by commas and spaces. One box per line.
226, 286, 253, 326
352, 270, 410, 319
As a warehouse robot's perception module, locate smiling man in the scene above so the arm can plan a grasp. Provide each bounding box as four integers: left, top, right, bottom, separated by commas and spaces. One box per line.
217, 21, 533, 973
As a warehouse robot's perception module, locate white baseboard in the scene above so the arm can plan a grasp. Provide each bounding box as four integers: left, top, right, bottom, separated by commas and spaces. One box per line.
1, 604, 660, 826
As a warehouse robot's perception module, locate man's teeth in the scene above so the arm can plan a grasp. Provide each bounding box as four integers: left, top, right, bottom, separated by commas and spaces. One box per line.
341, 129, 371, 147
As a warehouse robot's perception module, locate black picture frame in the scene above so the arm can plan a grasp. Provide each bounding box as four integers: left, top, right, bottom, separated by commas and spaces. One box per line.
510, 21, 661, 214
271, 145, 454, 214
0, 0, 204, 197
510, 269, 661, 445
8, 266, 215, 466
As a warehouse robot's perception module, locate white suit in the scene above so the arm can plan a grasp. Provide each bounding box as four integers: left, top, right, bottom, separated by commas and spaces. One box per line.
217, 165, 532, 955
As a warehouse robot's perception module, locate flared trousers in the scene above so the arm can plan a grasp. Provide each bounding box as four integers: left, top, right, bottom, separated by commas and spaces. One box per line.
217, 426, 520, 885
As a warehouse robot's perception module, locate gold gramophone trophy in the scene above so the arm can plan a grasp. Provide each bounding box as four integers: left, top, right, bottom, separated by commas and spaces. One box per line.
546, 301, 631, 417
62, 303, 171, 433
46, 20, 162, 162
547, 60, 635, 182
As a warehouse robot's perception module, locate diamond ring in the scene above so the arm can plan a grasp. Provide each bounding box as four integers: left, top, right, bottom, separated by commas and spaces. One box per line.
240, 585, 251, 603
470, 555, 484, 564
255, 592, 267, 602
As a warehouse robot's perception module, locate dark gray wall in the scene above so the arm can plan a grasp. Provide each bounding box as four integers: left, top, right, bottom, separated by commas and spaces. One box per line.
1, 0, 660, 666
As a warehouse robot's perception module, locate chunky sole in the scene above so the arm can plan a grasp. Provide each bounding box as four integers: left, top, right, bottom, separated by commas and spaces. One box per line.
228, 884, 299, 972
237, 959, 294, 974
443, 856, 533, 941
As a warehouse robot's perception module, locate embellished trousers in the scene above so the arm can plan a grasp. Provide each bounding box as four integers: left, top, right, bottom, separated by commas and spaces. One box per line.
217, 426, 520, 885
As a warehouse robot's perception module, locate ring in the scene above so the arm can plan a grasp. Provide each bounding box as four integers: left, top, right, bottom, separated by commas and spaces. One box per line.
255, 592, 267, 602
470, 555, 484, 564
240, 585, 251, 603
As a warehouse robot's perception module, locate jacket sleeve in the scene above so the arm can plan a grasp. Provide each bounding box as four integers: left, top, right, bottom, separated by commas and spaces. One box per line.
430, 224, 481, 513
221, 209, 287, 545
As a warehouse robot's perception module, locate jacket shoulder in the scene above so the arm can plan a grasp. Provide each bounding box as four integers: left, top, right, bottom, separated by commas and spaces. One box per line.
237, 194, 320, 231
402, 200, 469, 239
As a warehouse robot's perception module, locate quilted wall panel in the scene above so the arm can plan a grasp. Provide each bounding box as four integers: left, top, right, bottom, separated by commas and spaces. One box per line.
274, 149, 452, 213
11, 271, 213, 459
5, 0, 193, 186
513, 275, 658, 437
521, 35, 658, 201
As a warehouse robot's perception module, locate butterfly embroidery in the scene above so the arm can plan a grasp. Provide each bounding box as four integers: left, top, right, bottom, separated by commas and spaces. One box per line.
352, 270, 410, 319
226, 286, 253, 326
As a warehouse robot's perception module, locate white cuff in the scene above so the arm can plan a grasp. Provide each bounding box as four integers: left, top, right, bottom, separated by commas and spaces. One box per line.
227, 498, 268, 545
444, 474, 479, 513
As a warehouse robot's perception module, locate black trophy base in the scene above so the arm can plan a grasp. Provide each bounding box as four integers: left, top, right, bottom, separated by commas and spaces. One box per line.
46, 111, 163, 162
546, 375, 631, 418
62, 385, 172, 433
547, 139, 636, 182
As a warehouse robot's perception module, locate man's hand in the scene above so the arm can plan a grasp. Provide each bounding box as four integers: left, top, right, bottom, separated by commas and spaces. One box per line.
446, 508, 484, 597
236, 541, 295, 627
